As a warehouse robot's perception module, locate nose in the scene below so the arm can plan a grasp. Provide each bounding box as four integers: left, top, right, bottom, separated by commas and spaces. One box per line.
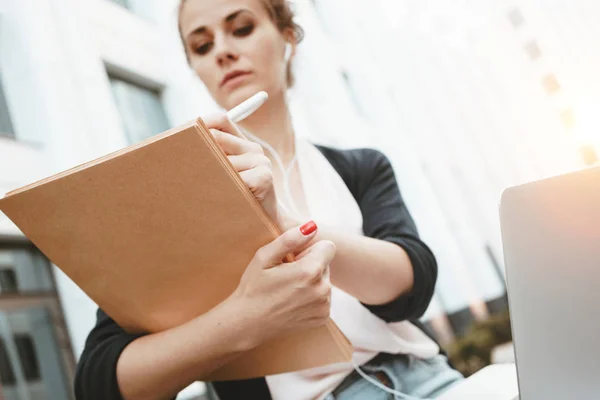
214, 36, 239, 67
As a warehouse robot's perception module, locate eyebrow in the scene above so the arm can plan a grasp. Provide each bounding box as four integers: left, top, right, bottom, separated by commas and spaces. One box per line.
186, 9, 250, 37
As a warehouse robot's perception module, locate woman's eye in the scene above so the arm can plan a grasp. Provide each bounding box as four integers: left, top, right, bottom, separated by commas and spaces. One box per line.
194, 42, 213, 55
233, 25, 254, 37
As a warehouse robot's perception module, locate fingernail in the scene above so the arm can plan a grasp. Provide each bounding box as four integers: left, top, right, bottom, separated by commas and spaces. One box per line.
299, 220, 317, 236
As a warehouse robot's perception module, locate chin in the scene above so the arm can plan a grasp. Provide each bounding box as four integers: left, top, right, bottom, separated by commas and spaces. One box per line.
222, 83, 267, 110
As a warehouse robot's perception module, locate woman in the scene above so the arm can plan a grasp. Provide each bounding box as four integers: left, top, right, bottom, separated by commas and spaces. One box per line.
75, 0, 463, 399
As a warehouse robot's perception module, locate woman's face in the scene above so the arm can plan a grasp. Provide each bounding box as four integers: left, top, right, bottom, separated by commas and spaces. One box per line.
180, 0, 290, 110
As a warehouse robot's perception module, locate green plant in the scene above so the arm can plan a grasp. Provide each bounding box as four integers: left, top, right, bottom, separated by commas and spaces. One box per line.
446, 310, 512, 377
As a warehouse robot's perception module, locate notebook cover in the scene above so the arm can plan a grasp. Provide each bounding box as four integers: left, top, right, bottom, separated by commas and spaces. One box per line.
0, 118, 352, 380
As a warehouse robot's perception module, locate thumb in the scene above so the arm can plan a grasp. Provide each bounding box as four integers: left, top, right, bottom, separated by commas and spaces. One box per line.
201, 113, 247, 139
254, 221, 318, 269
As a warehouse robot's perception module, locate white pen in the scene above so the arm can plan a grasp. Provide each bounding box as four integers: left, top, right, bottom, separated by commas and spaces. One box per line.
226, 91, 268, 123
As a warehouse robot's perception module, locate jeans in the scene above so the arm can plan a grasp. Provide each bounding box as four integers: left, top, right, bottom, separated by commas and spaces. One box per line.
325, 353, 464, 400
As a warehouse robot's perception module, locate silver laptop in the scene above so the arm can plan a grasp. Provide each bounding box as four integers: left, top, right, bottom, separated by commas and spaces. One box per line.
499, 166, 600, 399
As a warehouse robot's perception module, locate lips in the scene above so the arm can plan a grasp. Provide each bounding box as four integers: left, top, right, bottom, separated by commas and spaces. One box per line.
220, 70, 252, 87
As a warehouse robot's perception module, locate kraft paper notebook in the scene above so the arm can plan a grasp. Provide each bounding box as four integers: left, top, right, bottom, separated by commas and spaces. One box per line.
0, 118, 352, 380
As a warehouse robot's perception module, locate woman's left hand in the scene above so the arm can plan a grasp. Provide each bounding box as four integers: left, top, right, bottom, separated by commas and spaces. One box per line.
203, 114, 280, 226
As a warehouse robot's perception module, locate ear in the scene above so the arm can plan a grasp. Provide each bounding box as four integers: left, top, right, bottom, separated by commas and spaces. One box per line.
282, 28, 298, 58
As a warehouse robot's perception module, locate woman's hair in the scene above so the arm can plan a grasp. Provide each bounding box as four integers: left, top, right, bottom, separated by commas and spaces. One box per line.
178, 0, 304, 86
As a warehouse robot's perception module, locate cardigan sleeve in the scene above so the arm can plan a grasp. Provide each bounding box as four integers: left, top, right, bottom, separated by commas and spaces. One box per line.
75, 309, 269, 400
74, 308, 150, 400
316, 146, 437, 322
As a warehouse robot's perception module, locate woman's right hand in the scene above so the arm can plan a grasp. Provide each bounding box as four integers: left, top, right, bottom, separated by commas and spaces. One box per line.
203, 114, 280, 225
228, 221, 335, 347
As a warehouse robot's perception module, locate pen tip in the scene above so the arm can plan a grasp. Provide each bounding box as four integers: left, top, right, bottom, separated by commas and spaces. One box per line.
257, 91, 268, 101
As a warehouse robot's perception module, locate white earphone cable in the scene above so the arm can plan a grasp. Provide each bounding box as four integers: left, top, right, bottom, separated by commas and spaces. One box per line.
243, 128, 431, 400
241, 128, 302, 218
231, 42, 301, 217
284, 42, 292, 65
350, 361, 430, 400
236, 45, 426, 399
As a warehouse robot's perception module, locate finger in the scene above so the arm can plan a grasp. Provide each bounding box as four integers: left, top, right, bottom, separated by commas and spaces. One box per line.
295, 239, 336, 263
229, 153, 271, 172
292, 240, 316, 259
253, 221, 319, 269
322, 263, 331, 282
294, 238, 317, 259
292, 240, 336, 282
202, 113, 246, 139
317, 275, 332, 301
211, 129, 263, 156
239, 166, 273, 197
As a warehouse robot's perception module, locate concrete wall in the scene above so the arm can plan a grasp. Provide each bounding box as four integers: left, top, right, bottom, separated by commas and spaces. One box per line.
0, 1, 599, 395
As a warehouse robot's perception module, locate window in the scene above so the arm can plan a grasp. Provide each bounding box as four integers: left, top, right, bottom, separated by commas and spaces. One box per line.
341, 70, 364, 116
109, 0, 129, 7
109, 76, 171, 144
447, 307, 475, 337
14, 335, 40, 381
485, 244, 505, 290
0, 248, 53, 293
524, 40, 542, 61
542, 74, 560, 95
507, 8, 525, 29
107, 0, 154, 21
580, 144, 598, 166
0, 339, 16, 385
486, 294, 509, 315
0, 270, 17, 292
0, 244, 74, 399
0, 77, 14, 138
110, 0, 129, 8
561, 108, 575, 129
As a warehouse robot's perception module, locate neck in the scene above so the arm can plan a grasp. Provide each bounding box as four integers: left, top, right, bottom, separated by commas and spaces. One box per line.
238, 91, 295, 161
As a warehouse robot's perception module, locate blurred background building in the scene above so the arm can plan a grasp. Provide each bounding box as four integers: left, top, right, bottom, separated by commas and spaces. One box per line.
0, 0, 598, 398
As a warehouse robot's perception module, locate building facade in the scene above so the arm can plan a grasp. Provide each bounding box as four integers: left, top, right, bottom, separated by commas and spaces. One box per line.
0, 0, 597, 398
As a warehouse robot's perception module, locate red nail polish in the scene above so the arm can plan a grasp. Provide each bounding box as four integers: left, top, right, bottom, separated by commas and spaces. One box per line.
299, 220, 317, 236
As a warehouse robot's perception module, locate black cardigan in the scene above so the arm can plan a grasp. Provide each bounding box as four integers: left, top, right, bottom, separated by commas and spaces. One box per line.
74, 146, 438, 400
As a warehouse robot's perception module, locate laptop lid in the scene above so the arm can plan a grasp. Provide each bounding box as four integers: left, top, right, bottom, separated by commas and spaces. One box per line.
500, 166, 600, 399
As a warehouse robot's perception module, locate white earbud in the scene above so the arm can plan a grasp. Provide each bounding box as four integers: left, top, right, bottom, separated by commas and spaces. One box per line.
283, 43, 293, 64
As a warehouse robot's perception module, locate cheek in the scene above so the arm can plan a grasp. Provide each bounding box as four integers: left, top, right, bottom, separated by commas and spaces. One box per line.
190, 59, 228, 106
248, 36, 284, 83
192, 60, 219, 91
